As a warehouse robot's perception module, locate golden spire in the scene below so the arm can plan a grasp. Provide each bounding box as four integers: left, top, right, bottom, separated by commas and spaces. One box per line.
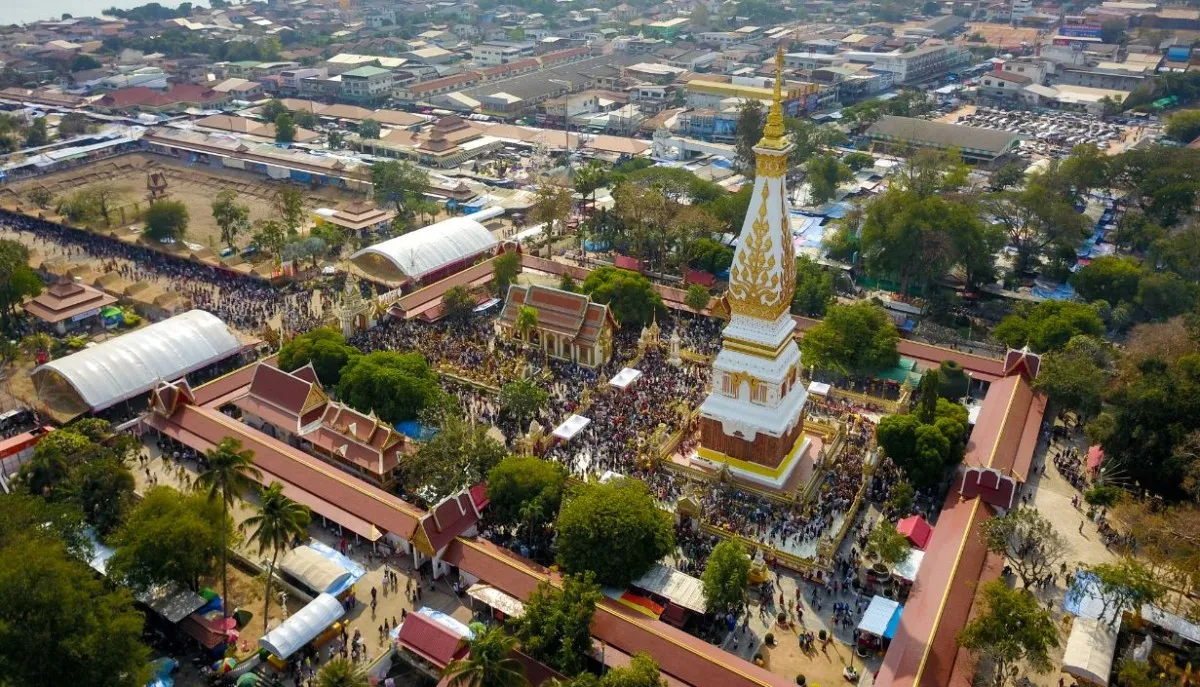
758, 44, 787, 150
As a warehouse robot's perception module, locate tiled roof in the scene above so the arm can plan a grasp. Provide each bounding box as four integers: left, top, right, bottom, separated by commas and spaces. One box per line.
397, 612, 466, 668
498, 284, 613, 344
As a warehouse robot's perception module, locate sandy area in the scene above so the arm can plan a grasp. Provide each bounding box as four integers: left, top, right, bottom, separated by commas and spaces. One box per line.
2, 154, 363, 250
960, 23, 1043, 51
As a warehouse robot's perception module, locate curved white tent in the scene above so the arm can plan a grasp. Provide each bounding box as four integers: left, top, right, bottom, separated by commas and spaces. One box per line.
1062, 617, 1117, 686
350, 216, 498, 280
32, 310, 241, 411
278, 546, 352, 596
259, 593, 345, 660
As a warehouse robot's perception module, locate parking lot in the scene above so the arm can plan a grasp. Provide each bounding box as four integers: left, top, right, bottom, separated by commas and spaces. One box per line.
939, 105, 1158, 157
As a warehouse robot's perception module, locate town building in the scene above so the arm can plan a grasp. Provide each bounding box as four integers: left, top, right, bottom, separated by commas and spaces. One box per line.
865, 115, 1022, 165
340, 65, 395, 103
24, 279, 118, 334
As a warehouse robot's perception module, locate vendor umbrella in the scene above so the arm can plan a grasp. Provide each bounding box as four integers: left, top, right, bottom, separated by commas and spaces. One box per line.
212, 658, 237, 674
235, 674, 259, 687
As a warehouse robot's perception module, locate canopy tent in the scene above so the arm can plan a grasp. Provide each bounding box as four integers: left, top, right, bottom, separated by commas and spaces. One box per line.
609, 368, 643, 391
893, 548, 925, 584
278, 546, 353, 596
350, 216, 498, 281
858, 596, 903, 639
897, 515, 934, 550
259, 593, 344, 659
1087, 445, 1104, 472
552, 414, 591, 441
305, 539, 366, 596
631, 563, 707, 614
807, 381, 831, 396
466, 583, 525, 618
1062, 617, 1117, 686
32, 310, 241, 412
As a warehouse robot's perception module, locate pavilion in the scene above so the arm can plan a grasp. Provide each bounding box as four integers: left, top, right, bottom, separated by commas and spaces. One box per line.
24, 279, 118, 334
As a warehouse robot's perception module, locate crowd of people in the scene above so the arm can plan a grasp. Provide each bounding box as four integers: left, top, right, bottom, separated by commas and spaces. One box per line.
0, 211, 320, 333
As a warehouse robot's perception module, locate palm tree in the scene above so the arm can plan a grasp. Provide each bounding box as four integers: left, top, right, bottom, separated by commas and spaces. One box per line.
245, 482, 311, 634
195, 437, 261, 619
515, 305, 539, 345
443, 625, 529, 687
314, 658, 369, 687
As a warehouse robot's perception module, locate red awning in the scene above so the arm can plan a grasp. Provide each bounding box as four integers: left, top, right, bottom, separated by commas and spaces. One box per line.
684, 269, 715, 287
397, 613, 465, 669
1087, 445, 1104, 472
897, 515, 933, 550
614, 255, 641, 272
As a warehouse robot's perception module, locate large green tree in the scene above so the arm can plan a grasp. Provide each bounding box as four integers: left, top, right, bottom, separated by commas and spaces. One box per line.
992, 301, 1105, 353
799, 302, 899, 375
956, 581, 1059, 687
792, 256, 835, 317
0, 499, 151, 687
278, 326, 361, 386
509, 573, 600, 676
1072, 255, 1143, 306
0, 239, 40, 335
371, 160, 429, 216
499, 379, 549, 430
108, 486, 226, 592
493, 250, 521, 297
805, 154, 853, 205
733, 99, 765, 176
1033, 335, 1112, 417
486, 456, 566, 535
195, 438, 261, 617
581, 266, 665, 329
983, 164, 1089, 276
335, 351, 443, 424
555, 479, 674, 586
245, 483, 311, 633
211, 188, 251, 250
315, 657, 369, 687
142, 200, 189, 241
701, 540, 751, 615
1084, 558, 1166, 628
402, 414, 506, 503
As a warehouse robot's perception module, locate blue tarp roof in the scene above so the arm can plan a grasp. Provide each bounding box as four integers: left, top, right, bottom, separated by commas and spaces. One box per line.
306, 539, 365, 597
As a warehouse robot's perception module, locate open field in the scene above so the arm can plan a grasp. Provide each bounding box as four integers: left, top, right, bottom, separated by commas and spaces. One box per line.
1, 153, 364, 250
960, 22, 1043, 51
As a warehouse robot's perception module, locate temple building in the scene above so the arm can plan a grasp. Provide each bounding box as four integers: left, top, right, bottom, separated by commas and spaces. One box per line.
694, 47, 813, 490
498, 284, 616, 368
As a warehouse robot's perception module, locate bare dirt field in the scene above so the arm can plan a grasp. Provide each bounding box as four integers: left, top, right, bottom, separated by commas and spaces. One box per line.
960, 23, 1043, 51
2, 153, 365, 250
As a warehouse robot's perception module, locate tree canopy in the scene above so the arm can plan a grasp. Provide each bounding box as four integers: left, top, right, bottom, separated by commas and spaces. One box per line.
876, 399, 968, 489
142, 200, 189, 241
957, 581, 1059, 687
509, 573, 600, 676
402, 414, 506, 504
992, 301, 1105, 353
370, 160, 429, 218
799, 302, 899, 375
701, 540, 751, 615
581, 266, 665, 329
980, 508, 1069, 589
555, 479, 674, 586
108, 486, 226, 592
486, 455, 566, 534
278, 327, 361, 386
0, 494, 151, 687
335, 351, 443, 424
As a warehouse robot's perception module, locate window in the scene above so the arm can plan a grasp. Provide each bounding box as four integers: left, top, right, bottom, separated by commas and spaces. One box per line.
721, 374, 736, 397
752, 383, 769, 404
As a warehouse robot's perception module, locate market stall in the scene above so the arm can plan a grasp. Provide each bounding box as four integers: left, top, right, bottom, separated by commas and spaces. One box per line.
1061, 617, 1117, 686
857, 596, 903, 655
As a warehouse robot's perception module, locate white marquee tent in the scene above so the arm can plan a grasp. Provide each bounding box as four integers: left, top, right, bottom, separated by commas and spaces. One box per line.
259, 593, 345, 660
350, 216, 498, 280
32, 309, 241, 411
1062, 617, 1118, 686
552, 414, 591, 441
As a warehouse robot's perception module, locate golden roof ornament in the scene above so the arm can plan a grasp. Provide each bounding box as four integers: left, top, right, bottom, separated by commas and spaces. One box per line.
758, 44, 788, 150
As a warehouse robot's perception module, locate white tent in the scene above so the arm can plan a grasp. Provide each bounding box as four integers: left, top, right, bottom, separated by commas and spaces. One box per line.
32, 309, 241, 411
807, 381, 831, 396
259, 593, 345, 660
858, 596, 902, 639
552, 414, 590, 441
893, 548, 925, 584
609, 367, 643, 390
466, 584, 525, 618
1062, 617, 1117, 686
350, 216, 498, 280
278, 546, 353, 596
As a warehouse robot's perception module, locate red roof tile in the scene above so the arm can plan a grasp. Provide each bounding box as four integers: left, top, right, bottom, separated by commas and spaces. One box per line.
397, 612, 466, 668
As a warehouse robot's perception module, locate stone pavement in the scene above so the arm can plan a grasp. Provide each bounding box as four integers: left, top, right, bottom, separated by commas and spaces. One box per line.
133, 438, 473, 686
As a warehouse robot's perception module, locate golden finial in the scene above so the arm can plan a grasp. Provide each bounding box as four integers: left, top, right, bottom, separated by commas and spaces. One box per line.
758, 43, 787, 149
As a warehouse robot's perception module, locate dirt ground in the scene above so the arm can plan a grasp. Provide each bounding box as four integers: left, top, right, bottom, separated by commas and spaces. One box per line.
3, 153, 364, 250
960, 23, 1043, 51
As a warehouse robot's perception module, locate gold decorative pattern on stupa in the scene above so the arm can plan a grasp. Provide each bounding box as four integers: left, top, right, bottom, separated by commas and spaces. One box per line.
726, 43, 795, 323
